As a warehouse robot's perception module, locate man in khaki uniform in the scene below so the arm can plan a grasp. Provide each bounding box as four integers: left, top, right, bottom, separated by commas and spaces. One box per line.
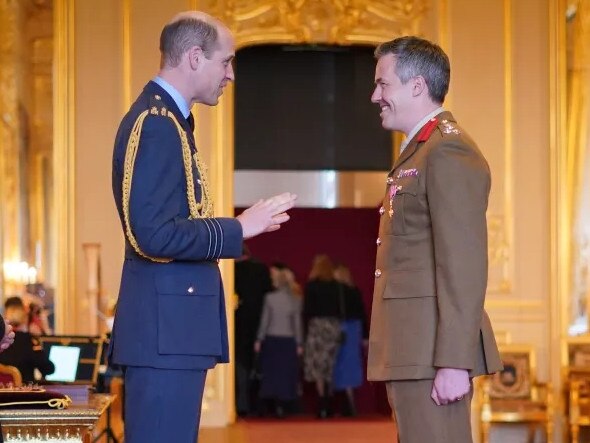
367, 36, 503, 443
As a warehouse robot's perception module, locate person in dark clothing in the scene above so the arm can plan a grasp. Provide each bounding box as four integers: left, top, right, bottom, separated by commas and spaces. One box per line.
0, 297, 54, 383
234, 245, 273, 416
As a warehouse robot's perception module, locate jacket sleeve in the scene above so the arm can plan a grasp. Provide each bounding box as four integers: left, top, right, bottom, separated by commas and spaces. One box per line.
426, 138, 490, 370
128, 115, 242, 261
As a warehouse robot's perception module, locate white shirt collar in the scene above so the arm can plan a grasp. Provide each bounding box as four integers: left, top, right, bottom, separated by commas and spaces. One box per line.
400, 107, 445, 153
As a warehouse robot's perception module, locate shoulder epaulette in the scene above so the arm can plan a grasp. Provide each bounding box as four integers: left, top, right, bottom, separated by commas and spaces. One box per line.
438, 118, 461, 136
148, 94, 168, 116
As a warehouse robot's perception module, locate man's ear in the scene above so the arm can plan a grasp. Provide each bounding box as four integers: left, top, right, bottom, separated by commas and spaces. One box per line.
412, 75, 427, 97
188, 46, 204, 70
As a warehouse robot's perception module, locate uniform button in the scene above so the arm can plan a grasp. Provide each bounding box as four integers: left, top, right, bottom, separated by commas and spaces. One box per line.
188, 286, 195, 294
376, 238, 381, 246
387, 177, 394, 185
375, 269, 382, 278
379, 206, 385, 215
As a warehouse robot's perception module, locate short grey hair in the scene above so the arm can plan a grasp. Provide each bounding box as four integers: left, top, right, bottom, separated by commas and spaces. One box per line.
375, 36, 450, 104
159, 17, 218, 68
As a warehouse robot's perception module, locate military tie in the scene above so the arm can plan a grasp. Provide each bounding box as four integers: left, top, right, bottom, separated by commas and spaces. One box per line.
187, 112, 195, 132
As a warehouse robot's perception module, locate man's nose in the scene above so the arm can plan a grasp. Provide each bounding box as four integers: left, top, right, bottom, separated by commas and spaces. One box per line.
227, 64, 235, 82
371, 88, 380, 103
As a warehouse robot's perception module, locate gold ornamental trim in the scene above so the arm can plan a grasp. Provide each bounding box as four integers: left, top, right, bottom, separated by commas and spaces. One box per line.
199, 0, 426, 47
121, 109, 213, 263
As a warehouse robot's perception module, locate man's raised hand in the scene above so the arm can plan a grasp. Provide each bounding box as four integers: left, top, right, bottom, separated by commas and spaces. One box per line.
237, 192, 297, 239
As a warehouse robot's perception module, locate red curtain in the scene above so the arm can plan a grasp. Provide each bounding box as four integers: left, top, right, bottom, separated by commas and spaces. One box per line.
237, 207, 390, 415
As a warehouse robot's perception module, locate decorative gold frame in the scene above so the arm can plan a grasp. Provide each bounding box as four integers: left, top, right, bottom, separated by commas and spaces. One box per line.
490, 344, 536, 399
565, 335, 590, 369
191, 0, 427, 423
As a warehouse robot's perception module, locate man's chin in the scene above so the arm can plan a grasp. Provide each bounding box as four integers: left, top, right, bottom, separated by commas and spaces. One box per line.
202, 97, 220, 106
381, 118, 395, 131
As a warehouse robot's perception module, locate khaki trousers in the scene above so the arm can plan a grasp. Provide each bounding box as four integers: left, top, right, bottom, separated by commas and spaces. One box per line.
386, 379, 473, 443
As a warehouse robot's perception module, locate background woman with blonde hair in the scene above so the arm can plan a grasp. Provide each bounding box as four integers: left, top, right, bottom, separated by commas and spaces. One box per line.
303, 254, 342, 418
254, 266, 303, 417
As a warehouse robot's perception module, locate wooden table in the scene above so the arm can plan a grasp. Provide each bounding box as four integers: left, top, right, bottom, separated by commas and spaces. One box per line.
0, 394, 115, 442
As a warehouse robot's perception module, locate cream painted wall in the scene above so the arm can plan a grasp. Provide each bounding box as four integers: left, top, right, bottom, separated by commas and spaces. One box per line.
74, 0, 124, 334
70, 0, 554, 437
448, 0, 551, 377
74, 0, 189, 334
443, 0, 552, 441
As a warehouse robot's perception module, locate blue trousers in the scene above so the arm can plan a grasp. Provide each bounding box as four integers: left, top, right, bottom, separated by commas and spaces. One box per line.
124, 366, 207, 443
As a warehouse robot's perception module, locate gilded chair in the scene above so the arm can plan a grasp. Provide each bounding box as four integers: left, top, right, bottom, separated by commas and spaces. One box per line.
568, 370, 590, 443
564, 337, 590, 442
0, 364, 22, 387
478, 344, 553, 443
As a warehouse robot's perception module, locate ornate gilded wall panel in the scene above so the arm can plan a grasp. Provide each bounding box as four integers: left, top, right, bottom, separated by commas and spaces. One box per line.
0, 0, 24, 279
488, 214, 512, 294
200, 0, 426, 46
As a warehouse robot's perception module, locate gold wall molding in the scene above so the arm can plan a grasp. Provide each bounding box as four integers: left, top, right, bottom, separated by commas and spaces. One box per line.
200, 0, 426, 47
122, 0, 132, 111
487, 214, 512, 293
482, 0, 515, 296
485, 298, 545, 323
550, 0, 569, 419
500, 0, 515, 295
53, 0, 76, 333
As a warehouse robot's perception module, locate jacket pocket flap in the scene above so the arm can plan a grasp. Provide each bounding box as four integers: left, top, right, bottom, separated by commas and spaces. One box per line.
382, 269, 436, 299
155, 273, 219, 296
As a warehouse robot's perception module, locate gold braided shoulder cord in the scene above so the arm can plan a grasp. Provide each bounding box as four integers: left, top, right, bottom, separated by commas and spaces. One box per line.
121, 110, 214, 263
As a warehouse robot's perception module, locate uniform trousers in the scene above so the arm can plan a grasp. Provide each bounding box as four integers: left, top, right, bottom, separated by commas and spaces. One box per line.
386, 379, 473, 443
124, 366, 207, 443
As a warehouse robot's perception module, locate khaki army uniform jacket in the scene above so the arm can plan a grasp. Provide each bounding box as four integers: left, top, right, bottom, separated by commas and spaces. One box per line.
367, 111, 503, 381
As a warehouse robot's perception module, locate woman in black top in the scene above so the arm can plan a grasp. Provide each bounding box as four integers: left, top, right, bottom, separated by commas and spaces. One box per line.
302, 255, 342, 418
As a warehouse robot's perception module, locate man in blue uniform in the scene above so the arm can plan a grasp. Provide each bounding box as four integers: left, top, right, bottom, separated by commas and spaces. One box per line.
110, 11, 296, 442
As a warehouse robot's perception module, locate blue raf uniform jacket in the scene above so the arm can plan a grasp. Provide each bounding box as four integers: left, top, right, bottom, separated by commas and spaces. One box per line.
110, 81, 243, 370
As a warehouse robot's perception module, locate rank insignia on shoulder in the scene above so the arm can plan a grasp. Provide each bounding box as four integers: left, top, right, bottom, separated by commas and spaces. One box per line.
440, 119, 461, 135
397, 168, 419, 179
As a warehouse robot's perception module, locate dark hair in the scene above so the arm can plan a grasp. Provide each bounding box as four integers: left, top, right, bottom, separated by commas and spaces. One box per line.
271, 262, 287, 270
4, 296, 24, 310
375, 36, 450, 104
160, 17, 218, 68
